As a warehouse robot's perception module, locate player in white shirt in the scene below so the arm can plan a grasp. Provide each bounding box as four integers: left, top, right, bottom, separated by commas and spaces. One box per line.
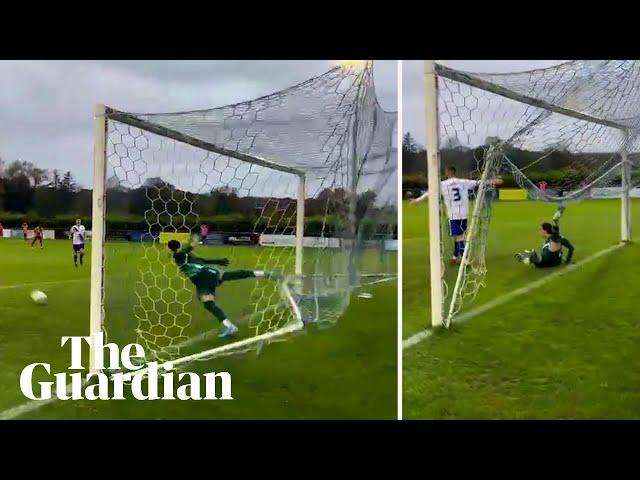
70, 219, 86, 268
411, 166, 502, 264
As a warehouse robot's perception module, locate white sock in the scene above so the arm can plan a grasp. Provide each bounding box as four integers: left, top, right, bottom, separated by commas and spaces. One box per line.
222, 319, 234, 328
254, 271, 265, 277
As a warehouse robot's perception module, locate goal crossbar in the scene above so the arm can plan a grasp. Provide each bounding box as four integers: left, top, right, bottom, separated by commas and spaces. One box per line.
435, 64, 629, 133
104, 106, 306, 177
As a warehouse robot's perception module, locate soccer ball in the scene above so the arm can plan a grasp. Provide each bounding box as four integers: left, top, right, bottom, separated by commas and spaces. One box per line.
30, 290, 47, 305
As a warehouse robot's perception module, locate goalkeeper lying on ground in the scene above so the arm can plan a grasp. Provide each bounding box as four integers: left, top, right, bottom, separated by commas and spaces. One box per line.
515, 206, 575, 268
168, 237, 277, 338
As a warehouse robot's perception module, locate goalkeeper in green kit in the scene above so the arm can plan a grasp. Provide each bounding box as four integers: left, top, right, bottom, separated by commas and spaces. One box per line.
515, 206, 575, 268
168, 236, 277, 338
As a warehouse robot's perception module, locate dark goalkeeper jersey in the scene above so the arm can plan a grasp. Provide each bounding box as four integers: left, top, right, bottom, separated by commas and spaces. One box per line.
541, 237, 562, 264
172, 246, 224, 278
541, 223, 574, 264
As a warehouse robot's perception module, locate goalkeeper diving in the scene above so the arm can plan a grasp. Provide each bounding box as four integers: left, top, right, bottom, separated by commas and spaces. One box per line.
168, 235, 279, 338
515, 206, 575, 268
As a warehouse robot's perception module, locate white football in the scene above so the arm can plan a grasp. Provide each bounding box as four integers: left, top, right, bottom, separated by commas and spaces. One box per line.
30, 290, 48, 305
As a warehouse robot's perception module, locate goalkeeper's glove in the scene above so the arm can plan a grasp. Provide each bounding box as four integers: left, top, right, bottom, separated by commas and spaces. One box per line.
515, 250, 533, 264
218, 258, 230, 267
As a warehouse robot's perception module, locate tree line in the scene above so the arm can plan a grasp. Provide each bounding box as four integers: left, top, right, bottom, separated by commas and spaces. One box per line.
0, 157, 396, 239
0, 157, 89, 220
402, 131, 640, 197
105, 177, 394, 237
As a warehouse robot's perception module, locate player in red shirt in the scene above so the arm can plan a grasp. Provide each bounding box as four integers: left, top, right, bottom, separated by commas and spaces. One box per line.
0, 222, 4, 239
200, 223, 209, 246
31, 224, 44, 248
22, 222, 29, 242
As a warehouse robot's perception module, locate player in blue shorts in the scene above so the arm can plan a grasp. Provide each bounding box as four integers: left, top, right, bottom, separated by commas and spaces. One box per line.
70, 219, 86, 267
412, 166, 503, 264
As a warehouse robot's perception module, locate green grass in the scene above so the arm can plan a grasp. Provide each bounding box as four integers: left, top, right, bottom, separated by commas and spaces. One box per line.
0, 239, 396, 419
403, 198, 640, 419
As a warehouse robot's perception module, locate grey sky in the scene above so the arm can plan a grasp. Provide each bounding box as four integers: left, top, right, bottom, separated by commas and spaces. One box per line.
0, 60, 396, 188
402, 60, 567, 146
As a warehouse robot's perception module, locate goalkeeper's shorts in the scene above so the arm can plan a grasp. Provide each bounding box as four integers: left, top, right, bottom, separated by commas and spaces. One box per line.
191, 268, 222, 296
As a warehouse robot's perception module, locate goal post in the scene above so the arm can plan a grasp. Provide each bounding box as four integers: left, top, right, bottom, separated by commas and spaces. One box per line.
90, 103, 107, 373
295, 173, 305, 276
425, 60, 639, 329
621, 132, 631, 243
424, 61, 444, 328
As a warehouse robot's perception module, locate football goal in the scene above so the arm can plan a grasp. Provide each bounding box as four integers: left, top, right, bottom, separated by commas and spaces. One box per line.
90, 61, 397, 373
424, 60, 640, 328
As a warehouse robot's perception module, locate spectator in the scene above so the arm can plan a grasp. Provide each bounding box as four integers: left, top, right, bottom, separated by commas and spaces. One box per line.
539, 180, 548, 193
200, 223, 209, 246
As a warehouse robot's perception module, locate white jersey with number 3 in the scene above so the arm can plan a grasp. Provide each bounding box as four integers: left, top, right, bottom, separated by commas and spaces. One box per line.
440, 178, 478, 220
71, 225, 85, 245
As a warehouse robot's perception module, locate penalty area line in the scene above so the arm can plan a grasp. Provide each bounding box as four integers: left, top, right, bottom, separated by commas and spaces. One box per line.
402, 242, 625, 351
0, 278, 88, 291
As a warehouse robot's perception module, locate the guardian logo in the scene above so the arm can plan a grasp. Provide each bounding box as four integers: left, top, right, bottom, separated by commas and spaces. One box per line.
20, 333, 233, 401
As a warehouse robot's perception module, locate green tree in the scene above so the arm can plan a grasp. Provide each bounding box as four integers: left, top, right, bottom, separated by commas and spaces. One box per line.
5, 160, 48, 187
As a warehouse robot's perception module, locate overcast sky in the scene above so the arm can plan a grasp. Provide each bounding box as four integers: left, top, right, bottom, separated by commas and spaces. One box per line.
402, 60, 567, 146
0, 60, 396, 188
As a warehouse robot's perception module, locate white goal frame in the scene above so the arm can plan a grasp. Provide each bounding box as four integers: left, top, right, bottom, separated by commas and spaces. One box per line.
90, 103, 306, 373
423, 60, 633, 328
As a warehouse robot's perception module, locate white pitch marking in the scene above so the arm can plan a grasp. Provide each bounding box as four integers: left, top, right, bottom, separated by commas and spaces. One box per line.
0, 278, 87, 291
403, 243, 625, 351
0, 379, 92, 420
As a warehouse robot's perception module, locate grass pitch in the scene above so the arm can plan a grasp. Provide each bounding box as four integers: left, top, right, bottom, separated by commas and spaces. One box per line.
0, 238, 396, 419
403, 198, 640, 419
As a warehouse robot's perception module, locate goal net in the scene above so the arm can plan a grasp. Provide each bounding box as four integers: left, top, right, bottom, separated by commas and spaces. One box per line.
90, 61, 397, 372
425, 60, 640, 328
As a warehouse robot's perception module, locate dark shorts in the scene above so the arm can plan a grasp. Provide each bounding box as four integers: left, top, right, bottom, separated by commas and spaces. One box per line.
534, 259, 562, 268
73, 243, 85, 252
532, 252, 562, 268
449, 219, 468, 237
191, 268, 222, 296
